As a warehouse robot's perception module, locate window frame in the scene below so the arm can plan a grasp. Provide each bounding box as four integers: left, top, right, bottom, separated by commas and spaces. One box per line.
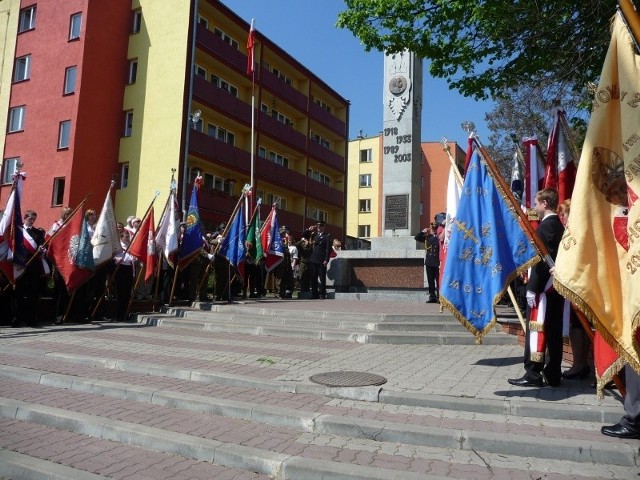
360, 148, 372, 163
358, 225, 371, 238
124, 111, 133, 137
63, 66, 77, 95
8, 106, 26, 133
359, 199, 371, 213
121, 163, 129, 189
359, 174, 372, 188
18, 6, 36, 33
69, 12, 82, 40
52, 177, 65, 206
2, 157, 20, 184
131, 10, 142, 34
127, 59, 138, 84
58, 120, 71, 149
13, 55, 31, 82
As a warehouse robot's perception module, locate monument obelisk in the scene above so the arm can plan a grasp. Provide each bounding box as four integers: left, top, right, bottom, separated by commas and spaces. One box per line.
380, 50, 423, 241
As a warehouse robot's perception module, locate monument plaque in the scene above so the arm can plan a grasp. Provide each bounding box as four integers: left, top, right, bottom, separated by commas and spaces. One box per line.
384, 194, 408, 230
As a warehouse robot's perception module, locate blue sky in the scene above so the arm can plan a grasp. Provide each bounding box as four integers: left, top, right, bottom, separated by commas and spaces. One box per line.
222, 0, 494, 149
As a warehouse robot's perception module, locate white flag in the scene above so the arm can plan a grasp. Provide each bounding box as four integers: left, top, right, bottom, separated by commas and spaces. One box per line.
92, 192, 121, 267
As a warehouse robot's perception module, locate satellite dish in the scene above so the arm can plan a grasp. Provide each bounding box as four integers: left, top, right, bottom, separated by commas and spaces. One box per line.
192, 110, 201, 123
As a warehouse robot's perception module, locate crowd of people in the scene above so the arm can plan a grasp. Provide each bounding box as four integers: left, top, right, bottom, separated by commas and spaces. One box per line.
0, 211, 339, 328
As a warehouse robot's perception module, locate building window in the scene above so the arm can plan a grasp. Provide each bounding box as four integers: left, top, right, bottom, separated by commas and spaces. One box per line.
358, 225, 371, 237
132, 10, 142, 34
8, 106, 26, 133
258, 146, 266, 158
359, 174, 372, 187
267, 194, 287, 211
271, 67, 293, 86
127, 59, 137, 84
308, 168, 331, 186
124, 111, 133, 137
18, 6, 36, 33
313, 96, 332, 113
211, 75, 238, 97
310, 131, 330, 149
121, 163, 129, 189
359, 199, 371, 213
194, 64, 206, 78
268, 151, 289, 169
2, 158, 20, 184
360, 148, 372, 163
13, 55, 31, 82
307, 207, 327, 222
63, 66, 76, 94
52, 178, 65, 206
69, 13, 82, 40
213, 28, 239, 49
419, 202, 424, 216
272, 109, 292, 127
58, 120, 71, 149
197, 15, 208, 28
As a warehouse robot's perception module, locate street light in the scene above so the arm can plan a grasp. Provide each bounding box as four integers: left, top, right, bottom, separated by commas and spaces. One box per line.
182, 109, 201, 219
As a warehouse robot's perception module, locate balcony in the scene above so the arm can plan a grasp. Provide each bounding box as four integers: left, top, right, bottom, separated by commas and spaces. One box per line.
308, 140, 345, 172
274, 209, 304, 236
309, 101, 346, 137
186, 184, 239, 225
260, 69, 308, 111
306, 178, 344, 208
258, 111, 307, 152
196, 24, 246, 74
193, 75, 251, 125
189, 130, 251, 173
256, 156, 306, 193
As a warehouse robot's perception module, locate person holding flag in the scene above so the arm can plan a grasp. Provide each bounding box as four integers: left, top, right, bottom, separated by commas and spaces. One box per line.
508, 188, 565, 388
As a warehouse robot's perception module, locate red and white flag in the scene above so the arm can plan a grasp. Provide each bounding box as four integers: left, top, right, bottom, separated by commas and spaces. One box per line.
155, 192, 179, 268
92, 190, 121, 267
438, 165, 462, 287
129, 207, 157, 282
246, 19, 256, 76
544, 109, 577, 203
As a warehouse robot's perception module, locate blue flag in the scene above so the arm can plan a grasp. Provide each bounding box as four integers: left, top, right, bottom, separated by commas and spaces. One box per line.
219, 200, 247, 279
440, 151, 540, 343
75, 218, 95, 271
178, 185, 203, 270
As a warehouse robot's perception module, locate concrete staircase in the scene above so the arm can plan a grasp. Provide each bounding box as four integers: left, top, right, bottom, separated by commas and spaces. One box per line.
0, 301, 635, 479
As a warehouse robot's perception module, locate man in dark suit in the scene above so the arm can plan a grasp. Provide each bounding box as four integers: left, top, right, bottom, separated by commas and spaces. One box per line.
306, 221, 331, 299
414, 223, 440, 303
508, 188, 565, 387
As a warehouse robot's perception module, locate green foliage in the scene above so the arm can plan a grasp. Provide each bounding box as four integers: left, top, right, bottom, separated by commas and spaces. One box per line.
337, 0, 616, 100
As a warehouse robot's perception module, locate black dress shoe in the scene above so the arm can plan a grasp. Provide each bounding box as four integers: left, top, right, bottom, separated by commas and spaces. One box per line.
508, 376, 543, 387
601, 423, 640, 439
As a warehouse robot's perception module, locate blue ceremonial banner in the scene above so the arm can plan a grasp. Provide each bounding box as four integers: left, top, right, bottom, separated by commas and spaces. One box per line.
75, 218, 95, 271
178, 185, 203, 270
440, 150, 540, 343
219, 199, 247, 279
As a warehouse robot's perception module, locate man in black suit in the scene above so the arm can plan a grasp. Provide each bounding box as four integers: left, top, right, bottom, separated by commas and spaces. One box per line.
508, 188, 565, 387
414, 223, 440, 303
306, 221, 331, 299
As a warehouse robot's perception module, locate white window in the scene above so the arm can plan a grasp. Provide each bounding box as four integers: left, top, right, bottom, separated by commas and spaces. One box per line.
2, 158, 19, 184
127, 59, 137, 84
124, 111, 133, 137
260, 103, 269, 113
359, 199, 371, 213
52, 178, 65, 206
359, 174, 372, 187
13, 55, 31, 82
69, 13, 82, 40
268, 151, 289, 168
58, 120, 71, 149
360, 148, 372, 163
18, 6, 36, 33
132, 10, 142, 34
310, 131, 330, 149
308, 169, 331, 185
313, 96, 332, 113
272, 109, 292, 127
207, 123, 216, 138
211, 75, 238, 97
206, 123, 234, 145
267, 194, 287, 211
197, 15, 208, 28
213, 28, 239, 49
63, 66, 76, 94
121, 163, 129, 189
272, 67, 292, 86
8, 106, 26, 132
194, 64, 206, 78
358, 225, 371, 237
258, 146, 267, 158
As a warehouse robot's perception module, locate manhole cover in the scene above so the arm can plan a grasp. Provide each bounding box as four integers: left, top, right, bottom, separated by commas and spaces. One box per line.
309, 371, 387, 387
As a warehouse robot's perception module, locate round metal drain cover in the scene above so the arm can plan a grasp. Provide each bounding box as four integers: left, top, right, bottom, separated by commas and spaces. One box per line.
309, 371, 387, 387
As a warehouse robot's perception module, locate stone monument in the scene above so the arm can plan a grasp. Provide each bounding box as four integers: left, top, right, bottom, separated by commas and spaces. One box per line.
372, 50, 423, 249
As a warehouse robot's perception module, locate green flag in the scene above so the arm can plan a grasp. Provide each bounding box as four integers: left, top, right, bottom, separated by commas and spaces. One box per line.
246, 206, 263, 262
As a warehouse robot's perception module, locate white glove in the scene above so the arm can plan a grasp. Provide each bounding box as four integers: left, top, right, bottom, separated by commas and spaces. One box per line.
207, 253, 214, 261
526, 291, 537, 308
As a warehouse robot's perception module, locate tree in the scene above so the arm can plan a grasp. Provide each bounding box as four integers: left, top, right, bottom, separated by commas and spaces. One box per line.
337, 0, 616, 101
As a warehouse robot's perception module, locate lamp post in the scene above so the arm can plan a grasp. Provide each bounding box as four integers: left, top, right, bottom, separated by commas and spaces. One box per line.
182, 109, 201, 220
